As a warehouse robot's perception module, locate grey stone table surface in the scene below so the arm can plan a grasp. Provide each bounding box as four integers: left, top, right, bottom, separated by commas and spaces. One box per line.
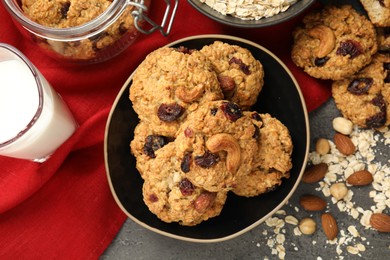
101, 99, 390, 259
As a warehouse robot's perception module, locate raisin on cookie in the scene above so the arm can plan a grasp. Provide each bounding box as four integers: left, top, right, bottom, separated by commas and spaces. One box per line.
291, 5, 377, 80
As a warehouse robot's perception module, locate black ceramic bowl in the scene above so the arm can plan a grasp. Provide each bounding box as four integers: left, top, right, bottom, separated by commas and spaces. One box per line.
187, 0, 315, 28
104, 35, 310, 242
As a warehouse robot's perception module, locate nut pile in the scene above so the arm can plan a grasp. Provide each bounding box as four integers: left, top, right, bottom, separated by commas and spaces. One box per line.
258, 116, 389, 258
199, 0, 297, 20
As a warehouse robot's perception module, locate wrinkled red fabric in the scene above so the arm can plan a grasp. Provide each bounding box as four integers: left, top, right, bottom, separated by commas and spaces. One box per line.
0, 1, 330, 259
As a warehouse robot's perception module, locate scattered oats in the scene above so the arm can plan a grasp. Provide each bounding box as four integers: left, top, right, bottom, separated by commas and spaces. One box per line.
276, 210, 286, 215
276, 234, 285, 244
312, 240, 317, 245
256, 243, 260, 247
361, 210, 373, 228
356, 243, 366, 252
285, 215, 298, 225
293, 226, 302, 236
347, 226, 360, 237
346, 245, 360, 255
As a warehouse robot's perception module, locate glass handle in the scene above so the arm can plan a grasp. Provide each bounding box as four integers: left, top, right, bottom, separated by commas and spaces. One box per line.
129, 0, 179, 36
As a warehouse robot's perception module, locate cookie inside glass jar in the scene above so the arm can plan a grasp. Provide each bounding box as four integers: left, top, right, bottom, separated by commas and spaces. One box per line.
20, 0, 149, 62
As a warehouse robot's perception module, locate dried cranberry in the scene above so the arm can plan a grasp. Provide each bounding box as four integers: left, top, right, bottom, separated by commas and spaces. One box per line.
229, 57, 251, 75
367, 94, 387, 128
336, 40, 363, 59
179, 178, 195, 196
143, 135, 169, 158
347, 78, 373, 95
61, 2, 70, 19
119, 22, 127, 34
181, 152, 192, 173
157, 103, 184, 122
194, 151, 219, 168
253, 124, 260, 139
314, 57, 330, 67
184, 127, 193, 138
218, 75, 235, 92
220, 102, 243, 122
149, 194, 158, 203
366, 112, 386, 128
210, 108, 218, 116
251, 112, 262, 122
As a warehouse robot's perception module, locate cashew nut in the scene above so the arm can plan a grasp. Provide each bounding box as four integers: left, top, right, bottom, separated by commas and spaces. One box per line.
206, 133, 241, 173
175, 84, 205, 103
308, 25, 336, 58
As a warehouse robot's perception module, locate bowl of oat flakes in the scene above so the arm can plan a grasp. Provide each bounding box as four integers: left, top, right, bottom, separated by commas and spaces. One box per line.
187, 0, 315, 27
3, 0, 178, 63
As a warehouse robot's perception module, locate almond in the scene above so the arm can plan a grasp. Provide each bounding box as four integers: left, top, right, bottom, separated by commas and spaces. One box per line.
299, 194, 327, 211
321, 213, 338, 240
370, 213, 390, 232
302, 163, 328, 183
334, 133, 355, 155
346, 170, 373, 186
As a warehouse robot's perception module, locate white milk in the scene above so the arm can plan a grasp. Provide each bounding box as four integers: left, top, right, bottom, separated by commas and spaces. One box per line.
0, 48, 78, 162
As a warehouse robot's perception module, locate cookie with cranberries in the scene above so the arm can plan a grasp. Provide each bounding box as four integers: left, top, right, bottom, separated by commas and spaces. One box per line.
291, 5, 377, 80
141, 142, 228, 226
174, 100, 259, 192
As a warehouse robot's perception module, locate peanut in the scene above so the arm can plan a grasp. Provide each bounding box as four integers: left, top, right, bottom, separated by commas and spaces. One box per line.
332, 117, 353, 135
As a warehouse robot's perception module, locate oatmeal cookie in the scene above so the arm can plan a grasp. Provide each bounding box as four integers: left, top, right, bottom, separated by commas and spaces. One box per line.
200, 41, 264, 110
232, 112, 293, 197
173, 100, 259, 192
360, 0, 390, 27
142, 143, 228, 226
291, 5, 377, 80
332, 55, 390, 129
21, 0, 137, 61
130, 121, 174, 179
130, 47, 223, 136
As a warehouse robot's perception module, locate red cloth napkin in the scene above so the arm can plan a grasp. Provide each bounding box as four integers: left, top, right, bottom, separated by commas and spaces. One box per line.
0, 1, 331, 259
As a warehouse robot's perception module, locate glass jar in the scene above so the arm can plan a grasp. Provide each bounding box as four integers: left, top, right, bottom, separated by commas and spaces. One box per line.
2, 0, 178, 64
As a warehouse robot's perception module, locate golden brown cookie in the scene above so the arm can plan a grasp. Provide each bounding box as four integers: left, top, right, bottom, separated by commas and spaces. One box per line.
232, 112, 293, 197
142, 143, 227, 226
291, 5, 377, 80
130, 47, 223, 136
360, 0, 390, 27
200, 41, 264, 110
332, 55, 390, 128
174, 100, 259, 192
